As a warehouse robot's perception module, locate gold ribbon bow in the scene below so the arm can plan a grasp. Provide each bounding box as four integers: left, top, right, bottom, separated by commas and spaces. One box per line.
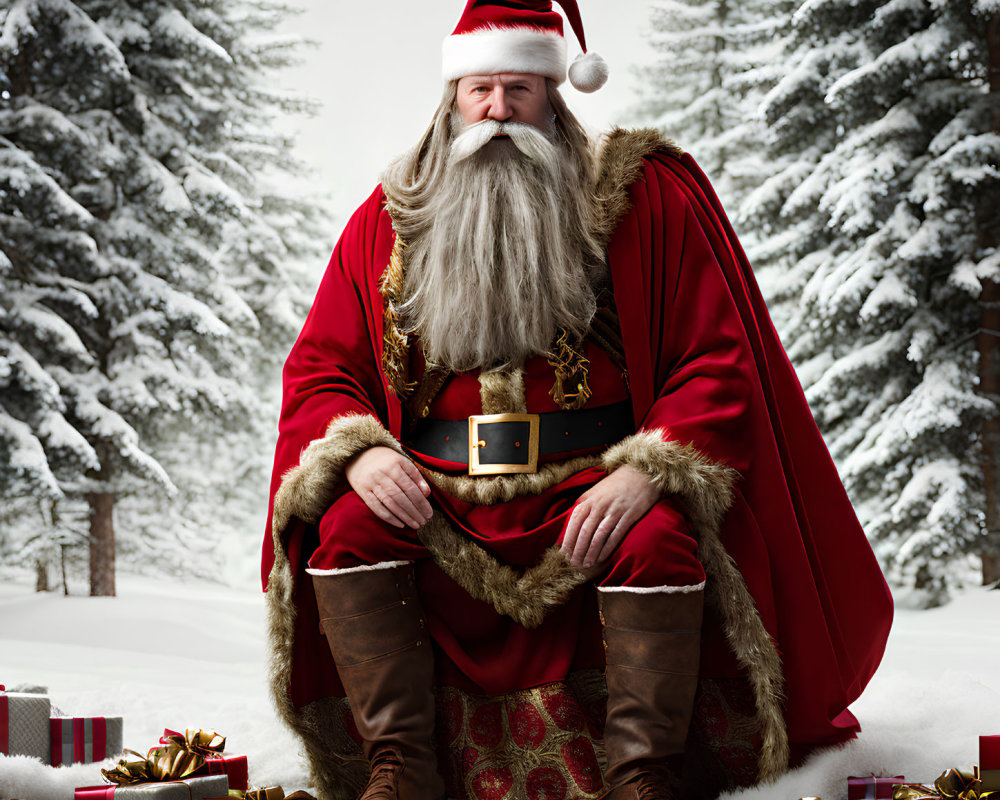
161, 728, 227, 760
101, 729, 227, 786
894, 769, 1000, 800
243, 789, 287, 800
102, 749, 174, 785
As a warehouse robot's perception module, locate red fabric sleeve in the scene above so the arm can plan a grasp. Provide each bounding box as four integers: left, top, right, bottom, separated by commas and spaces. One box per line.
611, 164, 757, 471
262, 187, 398, 588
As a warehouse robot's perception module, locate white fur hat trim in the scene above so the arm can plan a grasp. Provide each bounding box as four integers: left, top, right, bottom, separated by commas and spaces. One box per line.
442, 27, 568, 84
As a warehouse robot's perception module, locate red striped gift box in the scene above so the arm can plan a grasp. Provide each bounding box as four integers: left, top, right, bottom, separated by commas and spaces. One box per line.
50, 716, 124, 765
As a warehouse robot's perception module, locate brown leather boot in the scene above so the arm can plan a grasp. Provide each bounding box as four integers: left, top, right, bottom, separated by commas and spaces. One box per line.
312, 562, 445, 800
597, 585, 705, 799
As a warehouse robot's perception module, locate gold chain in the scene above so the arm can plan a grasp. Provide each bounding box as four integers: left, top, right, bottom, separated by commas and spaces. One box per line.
546, 328, 592, 411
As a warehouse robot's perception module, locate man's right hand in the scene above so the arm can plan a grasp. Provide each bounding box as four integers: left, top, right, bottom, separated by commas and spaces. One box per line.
344, 446, 434, 529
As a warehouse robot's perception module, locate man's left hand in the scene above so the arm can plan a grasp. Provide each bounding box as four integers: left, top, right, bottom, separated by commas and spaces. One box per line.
560, 464, 661, 576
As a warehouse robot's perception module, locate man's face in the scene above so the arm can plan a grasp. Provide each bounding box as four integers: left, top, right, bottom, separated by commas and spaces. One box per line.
455, 73, 552, 131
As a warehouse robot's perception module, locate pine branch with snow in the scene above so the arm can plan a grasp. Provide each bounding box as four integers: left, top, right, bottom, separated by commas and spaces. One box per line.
0, 0, 328, 593
740, 0, 1000, 603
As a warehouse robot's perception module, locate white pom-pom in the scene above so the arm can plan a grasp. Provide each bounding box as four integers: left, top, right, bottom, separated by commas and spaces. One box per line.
568, 51, 609, 93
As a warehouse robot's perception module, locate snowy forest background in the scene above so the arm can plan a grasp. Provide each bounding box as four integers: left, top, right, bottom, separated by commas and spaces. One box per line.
0, 0, 998, 608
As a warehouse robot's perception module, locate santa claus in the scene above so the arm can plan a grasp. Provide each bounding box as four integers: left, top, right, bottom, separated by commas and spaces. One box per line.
263, 2, 894, 799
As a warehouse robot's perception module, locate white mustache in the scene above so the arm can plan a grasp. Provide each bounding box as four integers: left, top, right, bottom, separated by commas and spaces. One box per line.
450, 119, 555, 163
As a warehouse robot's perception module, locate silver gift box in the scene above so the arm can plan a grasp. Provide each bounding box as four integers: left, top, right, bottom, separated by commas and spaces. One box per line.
108, 775, 229, 799
1, 691, 52, 763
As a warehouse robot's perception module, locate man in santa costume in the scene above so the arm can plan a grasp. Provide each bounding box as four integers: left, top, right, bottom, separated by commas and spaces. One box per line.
263, 2, 894, 799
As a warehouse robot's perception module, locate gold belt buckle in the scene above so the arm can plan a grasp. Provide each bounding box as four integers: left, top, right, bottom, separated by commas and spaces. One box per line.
468, 413, 540, 476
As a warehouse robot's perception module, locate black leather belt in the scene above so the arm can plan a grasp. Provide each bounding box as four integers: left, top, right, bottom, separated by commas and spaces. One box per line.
405, 400, 634, 475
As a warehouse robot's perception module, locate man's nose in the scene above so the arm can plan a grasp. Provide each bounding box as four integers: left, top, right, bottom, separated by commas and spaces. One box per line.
486, 87, 512, 122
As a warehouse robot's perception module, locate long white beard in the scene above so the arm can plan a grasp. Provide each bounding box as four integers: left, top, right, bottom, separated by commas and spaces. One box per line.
394, 116, 602, 373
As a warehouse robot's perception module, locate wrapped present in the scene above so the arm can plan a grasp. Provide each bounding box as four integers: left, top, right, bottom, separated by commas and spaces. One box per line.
892, 768, 1000, 800
982, 736, 1000, 793
849, 775, 907, 799
74, 775, 229, 799
244, 790, 285, 800
154, 729, 248, 791
0, 687, 51, 762
51, 716, 124, 765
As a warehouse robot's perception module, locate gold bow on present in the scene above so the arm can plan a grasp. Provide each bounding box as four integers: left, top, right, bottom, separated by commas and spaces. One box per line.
161, 728, 227, 758
102, 749, 175, 785
102, 729, 226, 786
243, 789, 287, 800
894, 769, 1000, 800
158, 728, 226, 777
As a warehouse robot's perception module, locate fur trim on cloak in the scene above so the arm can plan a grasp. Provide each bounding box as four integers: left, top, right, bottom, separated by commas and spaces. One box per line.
266, 128, 789, 798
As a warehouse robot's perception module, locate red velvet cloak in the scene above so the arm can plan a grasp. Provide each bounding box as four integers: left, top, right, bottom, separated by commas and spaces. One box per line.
263, 134, 893, 781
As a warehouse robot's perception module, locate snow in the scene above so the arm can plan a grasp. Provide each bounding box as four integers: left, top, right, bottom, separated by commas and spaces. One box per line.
0, 413, 60, 496
37, 410, 100, 471
891, 459, 966, 529
0, 572, 998, 800
153, 10, 234, 65
0, 0, 130, 82
860, 272, 917, 322
15, 305, 94, 366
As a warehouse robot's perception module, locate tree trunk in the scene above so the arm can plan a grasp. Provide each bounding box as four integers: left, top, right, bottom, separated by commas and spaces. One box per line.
35, 558, 49, 592
88, 492, 116, 597
60, 544, 70, 597
979, 13, 1000, 586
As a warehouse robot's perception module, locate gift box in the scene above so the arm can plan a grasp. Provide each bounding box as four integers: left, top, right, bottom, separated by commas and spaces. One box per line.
0, 687, 51, 762
155, 729, 248, 791
245, 790, 285, 800
195, 756, 248, 792
74, 775, 229, 799
848, 775, 906, 799
981, 735, 1000, 792
51, 716, 124, 765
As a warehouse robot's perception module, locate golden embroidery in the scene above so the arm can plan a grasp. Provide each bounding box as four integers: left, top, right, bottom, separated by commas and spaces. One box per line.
437, 675, 608, 800
407, 363, 450, 423
379, 236, 417, 399
547, 328, 593, 411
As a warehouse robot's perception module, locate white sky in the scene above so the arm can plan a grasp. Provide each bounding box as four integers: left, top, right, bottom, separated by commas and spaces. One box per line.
273, 1, 658, 235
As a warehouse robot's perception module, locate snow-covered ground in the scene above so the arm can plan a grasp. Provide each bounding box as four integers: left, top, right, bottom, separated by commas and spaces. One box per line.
1, 571, 998, 800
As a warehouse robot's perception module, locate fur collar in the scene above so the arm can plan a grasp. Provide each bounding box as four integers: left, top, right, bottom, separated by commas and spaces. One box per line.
592, 127, 683, 248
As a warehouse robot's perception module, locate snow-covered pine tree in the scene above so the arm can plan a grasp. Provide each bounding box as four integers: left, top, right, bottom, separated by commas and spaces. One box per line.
0, 0, 323, 594
632, 0, 797, 210
741, 0, 1000, 603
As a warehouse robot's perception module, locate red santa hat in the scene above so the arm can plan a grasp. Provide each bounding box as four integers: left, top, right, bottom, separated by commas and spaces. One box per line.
442, 0, 609, 93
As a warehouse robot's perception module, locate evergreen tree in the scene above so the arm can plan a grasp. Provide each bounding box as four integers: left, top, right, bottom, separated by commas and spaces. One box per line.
0, 0, 324, 593
633, 0, 797, 209
741, 0, 1000, 603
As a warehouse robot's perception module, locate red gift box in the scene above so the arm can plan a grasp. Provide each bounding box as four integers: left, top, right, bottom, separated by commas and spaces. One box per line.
981, 736, 1000, 792
848, 775, 906, 799
156, 729, 248, 792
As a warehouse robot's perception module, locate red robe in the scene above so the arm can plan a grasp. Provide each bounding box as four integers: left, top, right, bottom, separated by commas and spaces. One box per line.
263, 130, 893, 800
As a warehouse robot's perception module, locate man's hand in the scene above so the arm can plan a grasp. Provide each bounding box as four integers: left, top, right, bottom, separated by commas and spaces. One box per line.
344, 446, 433, 529
560, 465, 661, 575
